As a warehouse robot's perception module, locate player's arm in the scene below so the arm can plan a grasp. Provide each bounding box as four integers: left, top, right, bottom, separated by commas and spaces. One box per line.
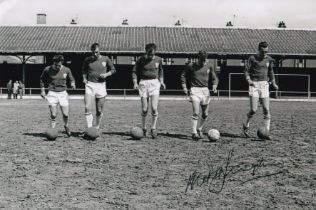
210, 67, 218, 93
82, 58, 88, 84
244, 56, 254, 86
40, 69, 47, 99
107, 57, 116, 76
268, 59, 278, 90
132, 58, 139, 89
181, 65, 189, 95
68, 68, 76, 89
158, 59, 166, 89
100, 57, 116, 79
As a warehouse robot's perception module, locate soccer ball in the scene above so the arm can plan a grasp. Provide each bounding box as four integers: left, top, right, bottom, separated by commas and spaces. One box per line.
257, 126, 270, 140
85, 127, 100, 140
130, 126, 143, 140
207, 129, 220, 141
45, 128, 58, 141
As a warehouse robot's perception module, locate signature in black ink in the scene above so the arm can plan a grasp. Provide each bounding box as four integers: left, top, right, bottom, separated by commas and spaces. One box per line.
185, 149, 288, 194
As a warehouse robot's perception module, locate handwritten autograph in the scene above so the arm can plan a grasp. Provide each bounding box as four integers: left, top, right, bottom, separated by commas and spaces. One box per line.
185, 149, 288, 194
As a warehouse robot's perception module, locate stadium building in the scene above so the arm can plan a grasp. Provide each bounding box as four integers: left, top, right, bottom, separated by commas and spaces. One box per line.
0, 25, 315, 97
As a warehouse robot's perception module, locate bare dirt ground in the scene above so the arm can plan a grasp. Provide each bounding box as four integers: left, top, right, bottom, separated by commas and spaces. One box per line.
0, 98, 315, 210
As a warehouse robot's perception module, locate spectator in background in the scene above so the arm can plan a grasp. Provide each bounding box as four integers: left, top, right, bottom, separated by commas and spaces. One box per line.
18, 81, 24, 99
13, 81, 19, 99
7, 80, 12, 99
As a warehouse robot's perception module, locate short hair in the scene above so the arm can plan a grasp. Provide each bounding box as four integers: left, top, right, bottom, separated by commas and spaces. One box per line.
145, 43, 157, 52
91, 43, 100, 51
197, 50, 207, 60
258, 41, 268, 50
52, 55, 64, 63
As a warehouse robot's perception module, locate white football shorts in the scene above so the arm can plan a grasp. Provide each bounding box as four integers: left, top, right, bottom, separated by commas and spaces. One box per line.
190, 87, 211, 105
249, 81, 269, 98
138, 79, 161, 98
85, 81, 107, 98
46, 90, 69, 107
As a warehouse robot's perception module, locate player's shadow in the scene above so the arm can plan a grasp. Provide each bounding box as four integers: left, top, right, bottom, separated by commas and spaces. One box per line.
102, 131, 139, 140
220, 132, 248, 139
23, 132, 47, 138
105, 131, 151, 141
23, 132, 56, 141
23, 131, 84, 140
158, 132, 190, 140
70, 131, 84, 138
250, 138, 269, 142
102, 131, 131, 137
103, 131, 191, 141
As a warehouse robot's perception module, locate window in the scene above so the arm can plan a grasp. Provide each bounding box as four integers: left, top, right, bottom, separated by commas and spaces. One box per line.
295, 59, 305, 68
131, 56, 136, 65
163, 58, 173, 65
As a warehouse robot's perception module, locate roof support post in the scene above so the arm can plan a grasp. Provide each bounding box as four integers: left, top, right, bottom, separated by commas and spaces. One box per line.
22, 55, 26, 85
15, 55, 33, 86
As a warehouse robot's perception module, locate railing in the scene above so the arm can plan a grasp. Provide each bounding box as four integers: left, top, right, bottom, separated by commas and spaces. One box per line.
0, 87, 315, 100
229, 73, 312, 99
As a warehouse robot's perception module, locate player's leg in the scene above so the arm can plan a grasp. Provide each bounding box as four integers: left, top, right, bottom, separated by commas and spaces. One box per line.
94, 83, 108, 130
60, 105, 71, 136
245, 83, 258, 126
59, 91, 71, 136
150, 94, 159, 139
191, 99, 200, 140
198, 103, 210, 139
243, 82, 259, 137
260, 97, 272, 140
141, 97, 149, 136
190, 88, 203, 140
138, 80, 149, 136
148, 79, 161, 139
197, 88, 211, 138
95, 97, 106, 129
246, 96, 259, 126
260, 81, 271, 131
84, 83, 96, 128
48, 105, 57, 128
46, 91, 59, 128
243, 96, 259, 137
261, 97, 271, 130
84, 93, 94, 128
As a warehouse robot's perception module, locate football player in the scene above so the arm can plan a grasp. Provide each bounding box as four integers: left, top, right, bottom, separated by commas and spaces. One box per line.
82, 43, 116, 132
243, 41, 279, 139
40, 55, 76, 137
132, 43, 166, 139
181, 50, 218, 141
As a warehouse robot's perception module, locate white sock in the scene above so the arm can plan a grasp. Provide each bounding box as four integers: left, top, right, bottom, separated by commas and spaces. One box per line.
151, 114, 158, 130
192, 118, 198, 134
51, 119, 56, 128
263, 119, 271, 131
85, 113, 93, 128
142, 114, 147, 130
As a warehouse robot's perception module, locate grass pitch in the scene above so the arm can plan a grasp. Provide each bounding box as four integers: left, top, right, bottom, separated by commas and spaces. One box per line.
0, 99, 315, 209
